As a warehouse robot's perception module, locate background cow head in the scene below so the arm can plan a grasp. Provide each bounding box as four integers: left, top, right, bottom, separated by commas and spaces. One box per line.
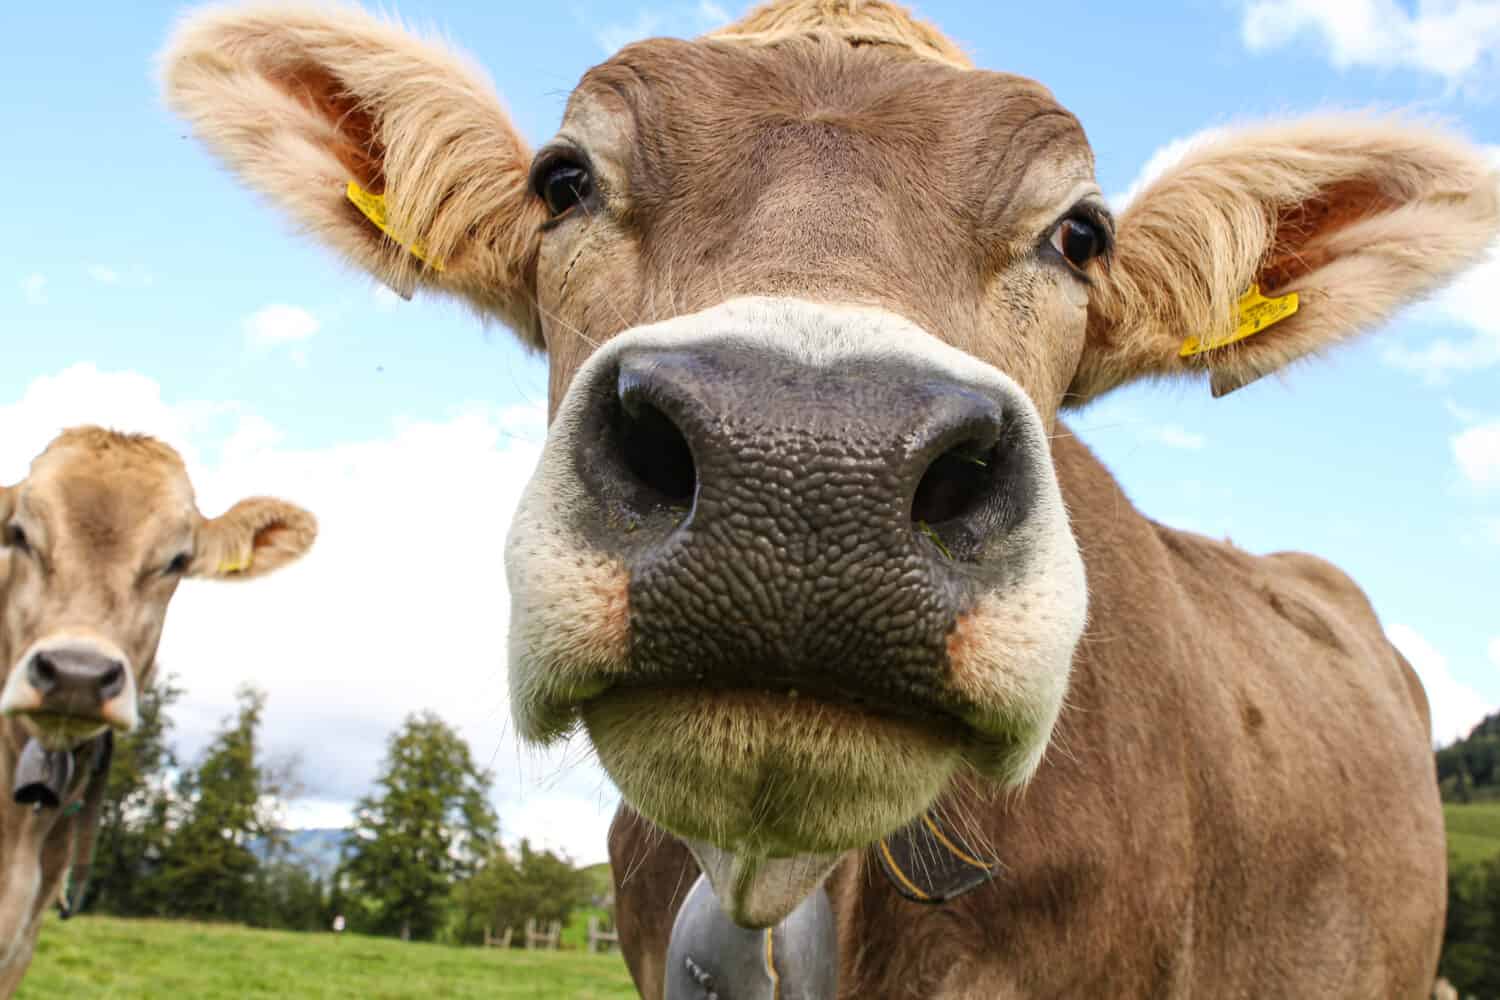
0, 427, 316, 753
162, 0, 1497, 924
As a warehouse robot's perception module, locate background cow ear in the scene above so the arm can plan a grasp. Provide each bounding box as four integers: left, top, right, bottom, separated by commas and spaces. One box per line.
1068, 116, 1500, 404
160, 3, 545, 345
190, 498, 317, 581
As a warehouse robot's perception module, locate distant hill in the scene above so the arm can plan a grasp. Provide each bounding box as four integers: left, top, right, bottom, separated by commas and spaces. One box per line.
1437, 711, 1500, 804
249, 828, 350, 881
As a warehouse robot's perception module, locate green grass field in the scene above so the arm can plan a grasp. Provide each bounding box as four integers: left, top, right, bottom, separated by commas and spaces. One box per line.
23, 810, 1496, 998
1446, 801, 1500, 868
19, 916, 636, 999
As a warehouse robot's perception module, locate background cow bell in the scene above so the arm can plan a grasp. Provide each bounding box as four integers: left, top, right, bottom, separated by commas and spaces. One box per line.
12, 738, 74, 810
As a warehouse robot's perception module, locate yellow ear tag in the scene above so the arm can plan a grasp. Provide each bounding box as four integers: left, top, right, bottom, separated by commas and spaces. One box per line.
1179, 283, 1298, 358
217, 552, 253, 575
345, 181, 445, 272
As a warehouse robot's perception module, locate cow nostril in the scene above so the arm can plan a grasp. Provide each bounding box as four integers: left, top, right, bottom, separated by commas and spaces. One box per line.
616, 395, 697, 507
28, 654, 58, 695
98, 662, 126, 701
912, 440, 995, 527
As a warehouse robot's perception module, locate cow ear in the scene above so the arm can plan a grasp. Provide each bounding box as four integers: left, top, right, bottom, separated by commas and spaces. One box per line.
190, 497, 317, 580
160, 4, 545, 344
1069, 117, 1500, 403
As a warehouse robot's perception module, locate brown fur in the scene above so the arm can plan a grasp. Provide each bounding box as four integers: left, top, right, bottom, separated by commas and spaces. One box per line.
159, 1, 1492, 995
711, 0, 974, 69
611, 431, 1444, 998
0, 428, 315, 990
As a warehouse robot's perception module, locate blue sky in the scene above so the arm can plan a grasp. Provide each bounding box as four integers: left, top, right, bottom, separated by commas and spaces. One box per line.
3, 1, 1498, 862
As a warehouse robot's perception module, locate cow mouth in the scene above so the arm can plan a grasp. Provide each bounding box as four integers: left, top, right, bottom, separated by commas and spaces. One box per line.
14, 711, 116, 752
601, 672, 979, 736
580, 679, 977, 858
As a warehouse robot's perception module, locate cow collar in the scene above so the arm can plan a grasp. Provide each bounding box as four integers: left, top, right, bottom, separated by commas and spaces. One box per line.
666, 810, 999, 1000
874, 808, 1001, 904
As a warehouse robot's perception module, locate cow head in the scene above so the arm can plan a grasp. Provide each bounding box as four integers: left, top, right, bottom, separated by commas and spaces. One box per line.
162, 0, 1498, 924
0, 428, 316, 753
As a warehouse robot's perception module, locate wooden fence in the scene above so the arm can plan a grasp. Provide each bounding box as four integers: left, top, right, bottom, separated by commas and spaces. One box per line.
524, 917, 561, 950
481, 914, 616, 952
587, 915, 619, 953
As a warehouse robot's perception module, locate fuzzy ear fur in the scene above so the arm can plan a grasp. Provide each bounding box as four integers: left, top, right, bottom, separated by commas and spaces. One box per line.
191, 497, 317, 580
160, 3, 545, 343
1071, 116, 1500, 403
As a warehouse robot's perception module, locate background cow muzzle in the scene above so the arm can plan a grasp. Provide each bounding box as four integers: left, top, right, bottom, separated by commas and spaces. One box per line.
1, 639, 137, 748
571, 337, 1040, 718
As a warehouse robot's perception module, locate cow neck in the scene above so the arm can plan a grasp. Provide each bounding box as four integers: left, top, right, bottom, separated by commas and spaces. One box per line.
666, 811, 999, 999
0, 717, 104, 946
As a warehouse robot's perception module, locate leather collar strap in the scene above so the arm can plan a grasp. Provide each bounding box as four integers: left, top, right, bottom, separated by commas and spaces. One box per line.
875, 808, 1000, 904
57, 731, 112, 919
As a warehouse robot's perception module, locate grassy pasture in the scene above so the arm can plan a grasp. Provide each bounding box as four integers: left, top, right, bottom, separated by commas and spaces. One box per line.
20, 915, 635, 999
1446, 801, 1500, 868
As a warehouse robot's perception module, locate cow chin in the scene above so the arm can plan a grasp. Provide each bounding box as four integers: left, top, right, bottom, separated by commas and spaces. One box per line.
583, 688, 963, 857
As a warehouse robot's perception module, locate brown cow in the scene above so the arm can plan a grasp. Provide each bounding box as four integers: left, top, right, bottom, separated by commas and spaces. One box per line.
0, 427, 315, 994
162, 2, 1497, 996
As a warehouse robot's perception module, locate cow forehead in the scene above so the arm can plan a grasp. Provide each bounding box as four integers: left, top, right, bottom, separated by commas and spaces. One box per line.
571, 37, 1092, 202
556, 37, 1096, 317
22, 437, 196, 552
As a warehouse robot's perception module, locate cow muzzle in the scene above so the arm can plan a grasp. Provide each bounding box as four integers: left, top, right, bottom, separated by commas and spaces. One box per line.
0, 638, 137, 751
508, 298, 1086, 918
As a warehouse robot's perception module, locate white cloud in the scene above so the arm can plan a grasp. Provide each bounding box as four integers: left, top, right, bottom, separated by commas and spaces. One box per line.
1490, 636, 1500, 668
1454, 419, 1500, 487
595, 11, 662, 54
1387, 623, 1492, 744
20, 273, 46, 306
594, 2, 739, 55
372, 285, 403, 313
0, 363, 211, 473
1446, 398, 1487, 423
243, 304, 320, 349
1110, 128, 1229, 211
84, 264, 155, 289
1241, 0, 1500, 83
698, 1, 730, 22
1143, 425, 1207, 450
0, 365, 620, 863
1077, 400, 1210, 452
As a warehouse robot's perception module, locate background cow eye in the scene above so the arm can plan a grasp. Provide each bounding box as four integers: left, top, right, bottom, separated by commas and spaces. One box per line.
1050, 217, 1104, 272
534, 159, 592, 218
4, 523, 30, 554
165, 552, 192, 575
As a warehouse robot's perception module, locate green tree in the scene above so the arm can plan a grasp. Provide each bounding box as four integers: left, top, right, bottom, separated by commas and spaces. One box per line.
157, 685, 284, 922
254, 861, 327, 931
340, 712, 498, 941
1441, 855, 1500, 997
88, 672, 184, 916
449, 840, 594, 946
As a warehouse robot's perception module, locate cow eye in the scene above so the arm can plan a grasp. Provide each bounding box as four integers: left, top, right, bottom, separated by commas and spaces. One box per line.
1049, 217, 1105, 273
165, 552, 192, 576
532, 156, 593, 219
4, 523, 30, 555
